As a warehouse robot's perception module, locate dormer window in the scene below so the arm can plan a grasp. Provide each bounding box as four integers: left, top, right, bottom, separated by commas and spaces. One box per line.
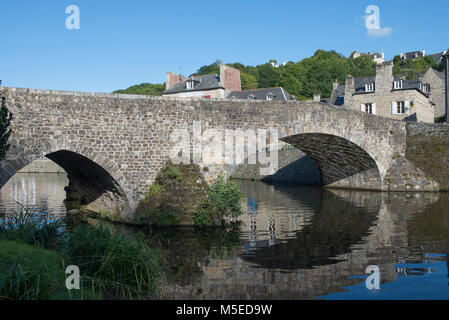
186, 80, 196, 90
393, 80, 403, 90
421, 83, 430, 93
365, 83, 375, 92
266, 93, 273, 101
248, 94, 255, 100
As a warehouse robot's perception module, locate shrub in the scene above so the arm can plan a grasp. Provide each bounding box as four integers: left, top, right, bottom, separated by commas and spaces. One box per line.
205, 175, 244, 219
194, 175, 244, 226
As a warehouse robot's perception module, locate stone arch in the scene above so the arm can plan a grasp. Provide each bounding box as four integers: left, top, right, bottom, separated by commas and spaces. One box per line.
280, 133, 382, 190
0, 142, 131, 220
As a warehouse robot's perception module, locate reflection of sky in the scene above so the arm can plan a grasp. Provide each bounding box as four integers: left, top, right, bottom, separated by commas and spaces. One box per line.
320, 254, 449, 300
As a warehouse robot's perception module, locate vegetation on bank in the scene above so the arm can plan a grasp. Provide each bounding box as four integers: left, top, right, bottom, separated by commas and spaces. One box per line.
0, 208, 164, 300
112, 50, 443, 100
136, 162, 244, 227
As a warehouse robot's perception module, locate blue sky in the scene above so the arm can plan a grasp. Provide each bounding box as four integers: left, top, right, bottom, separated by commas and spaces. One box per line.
1, 0, 448, 92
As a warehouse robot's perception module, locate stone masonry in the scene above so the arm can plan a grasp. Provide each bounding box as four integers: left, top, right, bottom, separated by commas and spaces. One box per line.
0, 87, 448, 222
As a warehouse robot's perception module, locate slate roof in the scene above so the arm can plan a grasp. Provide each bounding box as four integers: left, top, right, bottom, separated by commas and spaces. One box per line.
163, 74, 223, 94
428, 51, 448, 64
229, 87, 293, 101
330, 84, 345, 106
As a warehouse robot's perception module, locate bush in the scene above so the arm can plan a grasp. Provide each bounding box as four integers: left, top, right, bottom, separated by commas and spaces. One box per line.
194, 175, 244, 226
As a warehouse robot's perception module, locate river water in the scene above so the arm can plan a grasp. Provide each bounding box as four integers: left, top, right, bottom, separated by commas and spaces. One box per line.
1, 173, 449, 300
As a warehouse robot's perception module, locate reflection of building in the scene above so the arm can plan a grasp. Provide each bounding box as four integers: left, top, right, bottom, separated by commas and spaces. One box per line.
331, 62, 434, 123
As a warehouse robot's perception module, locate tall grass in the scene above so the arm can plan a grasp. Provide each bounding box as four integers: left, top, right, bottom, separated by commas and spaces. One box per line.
0, 204, 66, 250
66, 223, 164, 299
0, 205, 165, 300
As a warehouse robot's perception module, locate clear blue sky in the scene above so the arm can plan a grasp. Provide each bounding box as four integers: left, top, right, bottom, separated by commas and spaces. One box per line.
1, 0, 448, 92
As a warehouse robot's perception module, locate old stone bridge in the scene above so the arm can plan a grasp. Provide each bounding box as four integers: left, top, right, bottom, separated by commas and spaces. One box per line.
1, 87, 448, 222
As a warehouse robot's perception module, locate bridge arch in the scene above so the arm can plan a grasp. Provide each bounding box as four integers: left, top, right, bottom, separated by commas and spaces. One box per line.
0, 141, 132, 220
280, 133, 382, 190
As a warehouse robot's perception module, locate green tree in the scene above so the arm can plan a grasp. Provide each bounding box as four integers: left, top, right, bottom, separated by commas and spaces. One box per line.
0, 88, 13, 161
240, 72, 258, 90
113, 83, 165, 96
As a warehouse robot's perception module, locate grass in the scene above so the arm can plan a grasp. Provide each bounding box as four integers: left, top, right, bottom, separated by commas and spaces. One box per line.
0, 206, 165, 300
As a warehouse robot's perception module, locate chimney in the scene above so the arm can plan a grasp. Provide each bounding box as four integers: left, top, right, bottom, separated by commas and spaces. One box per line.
166, 72, 187, 90
375, 61, 394, 93
344, 75, 355, 109
219, 65, 241, 91
333, 80, 339, 90
313, 94, 321, 102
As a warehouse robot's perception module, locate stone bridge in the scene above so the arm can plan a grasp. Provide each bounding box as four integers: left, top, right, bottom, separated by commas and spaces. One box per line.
1, 87, 448, 222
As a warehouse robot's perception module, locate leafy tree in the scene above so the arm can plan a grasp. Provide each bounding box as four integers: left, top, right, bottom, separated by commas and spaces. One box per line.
0, 87, 13, 161
257, 63, 281, 88
113, 83, 165, 96
240, 72, 258, 90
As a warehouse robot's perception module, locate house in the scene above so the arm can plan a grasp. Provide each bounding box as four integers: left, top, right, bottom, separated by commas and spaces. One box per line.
427, 50, 448, 65
163, 65, 241, 98
330, 61, 434, 123
400, 50, 426, 60
349, 51, 385, 64
421, 68, 446, 118
163, 64, 294, 101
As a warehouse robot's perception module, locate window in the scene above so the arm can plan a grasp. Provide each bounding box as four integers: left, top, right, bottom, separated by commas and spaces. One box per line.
186, 80, 195, 90
421, 84, 430, 93
266, 93, 273, 101
397, 101, 405, 114
248, 94, 255, 100
365, 83, 375, 92
365, 103, 373, 114
393, 80, 403, 89
360, 103, 376, 114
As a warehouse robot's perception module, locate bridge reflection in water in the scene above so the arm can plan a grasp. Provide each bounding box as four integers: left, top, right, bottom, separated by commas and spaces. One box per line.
1, 174, 449, 299
162, 181, 449, 300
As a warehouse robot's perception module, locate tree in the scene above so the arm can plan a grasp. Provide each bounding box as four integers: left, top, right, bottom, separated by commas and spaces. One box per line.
0, 87, 13, 161
113, 83, 165, 96
240, 72, 258, 90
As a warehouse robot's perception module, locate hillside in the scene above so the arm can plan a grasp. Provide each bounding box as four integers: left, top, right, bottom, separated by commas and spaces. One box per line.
113, 50, 443, 99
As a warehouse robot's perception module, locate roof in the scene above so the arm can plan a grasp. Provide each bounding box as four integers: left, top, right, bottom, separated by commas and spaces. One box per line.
229, 87, 293, 101
330, 84, 345, 105
428, 51, 447, 64
163, 74, 223, 94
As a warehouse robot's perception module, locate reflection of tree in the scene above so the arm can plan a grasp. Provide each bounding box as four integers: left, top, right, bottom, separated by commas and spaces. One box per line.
240, 188, 381, 269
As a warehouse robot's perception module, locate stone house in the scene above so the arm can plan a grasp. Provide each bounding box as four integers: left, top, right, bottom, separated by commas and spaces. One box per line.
421, 68, 446, 118
163, 65, 294, 101
163, 65, 241, 99
330, 61, 434, 123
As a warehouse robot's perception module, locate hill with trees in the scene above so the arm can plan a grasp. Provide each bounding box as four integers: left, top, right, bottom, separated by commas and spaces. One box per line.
114, 50, 443, 100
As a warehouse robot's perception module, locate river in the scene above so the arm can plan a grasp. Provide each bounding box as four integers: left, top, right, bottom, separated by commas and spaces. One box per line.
1, 173, 449, 300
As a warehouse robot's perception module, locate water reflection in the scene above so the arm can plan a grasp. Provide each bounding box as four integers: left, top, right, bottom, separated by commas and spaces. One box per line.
1, 174, 449, 299
0, 173, 68, 216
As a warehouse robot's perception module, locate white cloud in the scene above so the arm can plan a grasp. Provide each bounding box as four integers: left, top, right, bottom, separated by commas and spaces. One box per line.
367, 26, 393, 37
